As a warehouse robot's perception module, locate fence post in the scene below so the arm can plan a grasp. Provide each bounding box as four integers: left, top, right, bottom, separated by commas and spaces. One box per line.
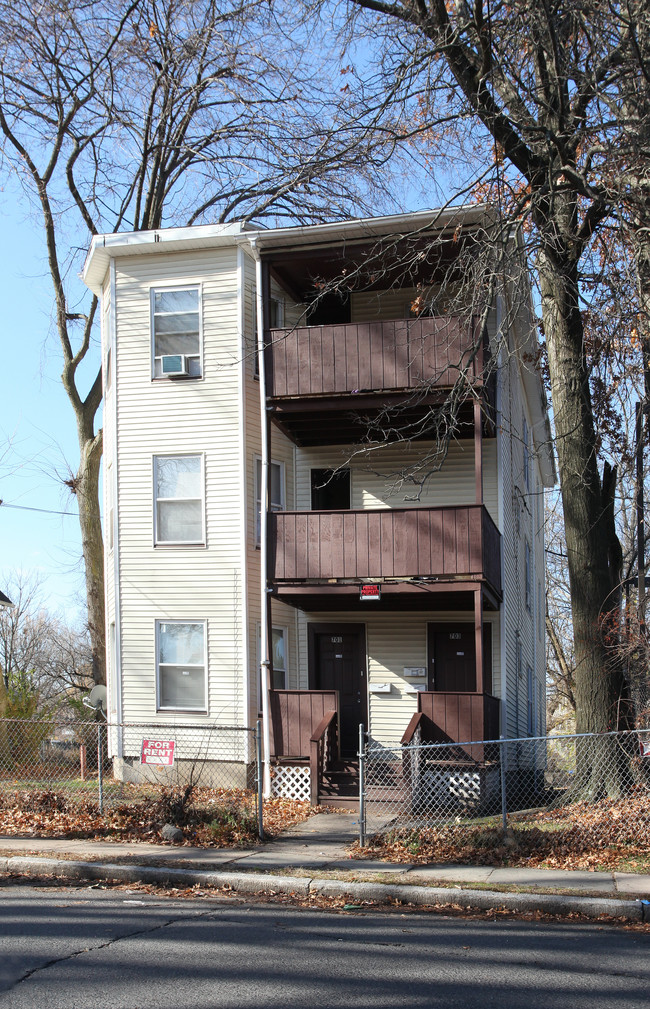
256, 720, 264, 841
97, 722, 104, 815
358, 722, 366, 848
499, 736, 507, 835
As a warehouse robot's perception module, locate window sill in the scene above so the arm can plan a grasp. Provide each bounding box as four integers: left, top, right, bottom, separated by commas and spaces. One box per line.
157, 708, 208, 715
154, 542, 207, 549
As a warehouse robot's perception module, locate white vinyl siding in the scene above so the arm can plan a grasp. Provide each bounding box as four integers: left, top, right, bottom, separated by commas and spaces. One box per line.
294, 440, 499, 524
112, 247, 243, 724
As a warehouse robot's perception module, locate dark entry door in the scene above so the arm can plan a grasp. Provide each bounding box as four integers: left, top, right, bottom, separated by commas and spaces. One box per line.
309, 624, 366, 755
428, 623, 493, 693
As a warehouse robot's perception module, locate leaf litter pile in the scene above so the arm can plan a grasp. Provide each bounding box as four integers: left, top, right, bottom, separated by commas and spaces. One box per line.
354, 788, 650, 871
0, 784, 310, 847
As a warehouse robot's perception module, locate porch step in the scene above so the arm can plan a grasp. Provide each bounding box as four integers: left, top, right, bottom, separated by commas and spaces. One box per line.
318, 758, 360, 808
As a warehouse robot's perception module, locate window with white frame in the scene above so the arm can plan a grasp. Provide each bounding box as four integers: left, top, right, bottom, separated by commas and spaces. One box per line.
252, 289, 284, 377
152, 287, 201, 378
156, 620, 206, 710
255, 458, 284, 544
524, 539, 532, 613
257, 625, 288, 705
154, 455, 204, 544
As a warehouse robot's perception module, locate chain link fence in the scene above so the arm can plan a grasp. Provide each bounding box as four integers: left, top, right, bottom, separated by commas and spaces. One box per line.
0, 717, 262, 834
359, 729, 650, 861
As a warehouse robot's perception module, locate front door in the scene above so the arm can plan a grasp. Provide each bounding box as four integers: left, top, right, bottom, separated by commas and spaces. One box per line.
309, 624, 366, 756
428, 623, 492, 692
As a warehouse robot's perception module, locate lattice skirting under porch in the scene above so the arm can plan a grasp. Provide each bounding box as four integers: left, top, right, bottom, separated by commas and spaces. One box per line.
271, 765, 311, 802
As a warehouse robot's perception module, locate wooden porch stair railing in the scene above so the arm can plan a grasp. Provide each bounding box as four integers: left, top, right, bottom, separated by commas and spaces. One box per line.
268, 689, 342, 805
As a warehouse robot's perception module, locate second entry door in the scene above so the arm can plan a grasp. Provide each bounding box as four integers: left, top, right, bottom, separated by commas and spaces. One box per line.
308, 624, 366, 756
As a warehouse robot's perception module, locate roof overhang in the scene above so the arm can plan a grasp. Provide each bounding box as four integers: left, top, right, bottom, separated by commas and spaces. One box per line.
83, 206, 493, 296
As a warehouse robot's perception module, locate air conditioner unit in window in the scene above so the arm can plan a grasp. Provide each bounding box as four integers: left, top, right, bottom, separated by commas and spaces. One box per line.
161, 354, 190, 376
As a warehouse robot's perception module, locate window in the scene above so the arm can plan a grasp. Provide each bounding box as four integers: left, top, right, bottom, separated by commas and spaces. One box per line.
257, 625, 288, 706
523, 416, 530, 491
311, 468, 351, 510
526, 664, 534, 736
156, 620, 206, 711
154, 455, 204, 544
252, 289, 284, 377
152, 287, 201, 378
107, 463, 114, 552
255, 458, 284, 544
271, 627, 287, 689
524, 540, 532, 612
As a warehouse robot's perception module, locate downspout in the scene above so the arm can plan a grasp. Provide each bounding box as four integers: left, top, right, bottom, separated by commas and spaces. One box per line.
250, 238, 272, 797
236, 248, 251, 741
109, 258, 124, 747
495, 293, 507, 738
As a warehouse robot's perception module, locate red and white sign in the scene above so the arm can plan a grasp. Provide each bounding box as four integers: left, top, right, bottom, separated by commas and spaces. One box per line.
141, 738, 176, 766
360, 583, 381, 601
640, 738, 650, 758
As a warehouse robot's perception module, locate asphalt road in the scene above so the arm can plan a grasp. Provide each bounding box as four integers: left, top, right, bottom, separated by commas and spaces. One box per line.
1, 885, 649, 1008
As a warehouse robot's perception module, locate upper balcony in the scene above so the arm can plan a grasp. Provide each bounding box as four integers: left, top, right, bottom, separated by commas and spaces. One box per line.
266, 316, 495, 446
270, 503, 502, 610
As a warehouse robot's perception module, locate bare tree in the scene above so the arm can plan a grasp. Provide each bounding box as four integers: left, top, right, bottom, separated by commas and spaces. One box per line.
0, 0, 398, 684
0, 572, 93, 714
337, 0, 638, 752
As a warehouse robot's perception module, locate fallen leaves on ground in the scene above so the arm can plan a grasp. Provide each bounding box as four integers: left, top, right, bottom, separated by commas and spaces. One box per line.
0, 785, 311, 847
352, 788, 650, 871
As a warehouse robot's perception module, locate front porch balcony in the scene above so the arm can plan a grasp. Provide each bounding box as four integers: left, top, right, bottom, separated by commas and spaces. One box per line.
266, 316, 495, 445
267, 316, 485, 399
270, 504, 502, 606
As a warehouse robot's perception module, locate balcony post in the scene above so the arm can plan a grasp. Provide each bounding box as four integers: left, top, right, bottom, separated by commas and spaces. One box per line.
474, 585, 484, 693
474, 398, 483, 506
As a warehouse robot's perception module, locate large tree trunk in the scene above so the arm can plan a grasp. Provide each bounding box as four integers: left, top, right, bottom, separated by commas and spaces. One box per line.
539, 242, 625, 735
540, 238, 631, 799
75, 430, 105, 687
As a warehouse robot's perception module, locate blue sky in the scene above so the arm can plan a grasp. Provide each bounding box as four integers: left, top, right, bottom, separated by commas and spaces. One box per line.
0, 185, 91, 623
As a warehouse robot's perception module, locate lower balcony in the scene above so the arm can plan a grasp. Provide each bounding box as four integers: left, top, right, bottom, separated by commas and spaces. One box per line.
270, 504, 501, 608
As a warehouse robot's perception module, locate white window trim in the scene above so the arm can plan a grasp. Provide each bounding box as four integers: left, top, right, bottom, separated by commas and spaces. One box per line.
150, 284, 203, 380
254, 455, 285, 547
156, 619, 208, 712
256, 622, 288, 707
252, 289, 285, 378
153, 453, 206, 546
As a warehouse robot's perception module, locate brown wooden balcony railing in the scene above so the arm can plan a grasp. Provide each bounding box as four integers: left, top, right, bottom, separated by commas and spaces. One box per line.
270, 504, 501, 595
401, 691, 501, 762
267, 316, 484, 399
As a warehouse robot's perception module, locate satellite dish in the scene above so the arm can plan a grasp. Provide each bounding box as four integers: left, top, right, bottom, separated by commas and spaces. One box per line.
83, 684, 107, 717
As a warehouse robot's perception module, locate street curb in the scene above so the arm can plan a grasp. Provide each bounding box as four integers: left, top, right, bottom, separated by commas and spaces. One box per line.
3, 855, 647, 921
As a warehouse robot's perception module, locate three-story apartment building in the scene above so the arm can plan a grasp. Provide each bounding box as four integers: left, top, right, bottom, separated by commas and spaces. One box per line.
84, 208, 554, 802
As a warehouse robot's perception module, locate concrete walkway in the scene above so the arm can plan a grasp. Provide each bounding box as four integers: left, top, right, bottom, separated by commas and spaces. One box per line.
2, 813, 650, 919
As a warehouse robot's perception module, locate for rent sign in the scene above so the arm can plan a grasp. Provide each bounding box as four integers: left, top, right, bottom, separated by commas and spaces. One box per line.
141, 738, 176, 766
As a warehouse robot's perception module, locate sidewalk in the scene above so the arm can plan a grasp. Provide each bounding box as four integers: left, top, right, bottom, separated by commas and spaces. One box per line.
2, 813, 650, 921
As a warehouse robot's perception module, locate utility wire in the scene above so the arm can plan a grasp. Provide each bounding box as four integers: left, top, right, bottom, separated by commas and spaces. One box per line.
0, 500, 78, 517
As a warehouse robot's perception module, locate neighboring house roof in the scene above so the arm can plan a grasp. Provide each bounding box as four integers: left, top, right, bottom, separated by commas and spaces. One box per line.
0, 590, 13, 607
